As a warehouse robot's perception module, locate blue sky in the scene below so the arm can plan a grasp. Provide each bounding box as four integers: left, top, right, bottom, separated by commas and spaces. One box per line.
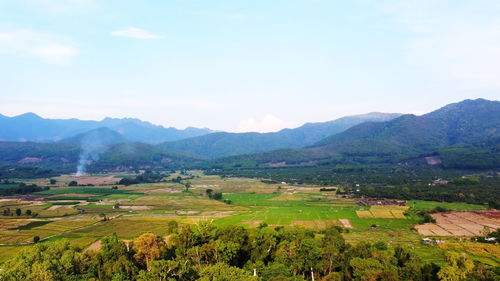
0, 0, 499, 132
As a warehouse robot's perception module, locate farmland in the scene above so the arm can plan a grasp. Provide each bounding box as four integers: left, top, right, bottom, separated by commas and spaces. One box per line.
415, 211, 500, 237
0, 171, 498, 269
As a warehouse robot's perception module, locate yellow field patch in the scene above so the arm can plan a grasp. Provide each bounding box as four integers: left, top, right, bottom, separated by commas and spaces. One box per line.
292, 220, 340, 229
0, 219, 98, 244
0, 219, 33, 231
357, 206, 409, 219
464, 242, 500, 258
356, 210, 374, 218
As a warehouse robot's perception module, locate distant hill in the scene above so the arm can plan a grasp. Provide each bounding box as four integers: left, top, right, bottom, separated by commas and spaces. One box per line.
0, 141, 200, 174
0, 113, 212, 143
60, 127, 126, 145
159, 112, 402, 158
216, 99, 500, 168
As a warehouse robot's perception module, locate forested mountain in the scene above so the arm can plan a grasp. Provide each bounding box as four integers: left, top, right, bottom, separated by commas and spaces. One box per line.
159, 113, 402, 158
0, 141, 199, 174
60, 127, 126, 145
215, 99, 500, 168
0, 113, 212, 143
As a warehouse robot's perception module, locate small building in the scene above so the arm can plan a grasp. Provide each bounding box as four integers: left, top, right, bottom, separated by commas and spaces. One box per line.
421, 238, 431, 244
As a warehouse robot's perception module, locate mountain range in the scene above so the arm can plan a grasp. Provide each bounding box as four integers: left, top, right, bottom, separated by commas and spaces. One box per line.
0, 113, 212, 143
0, 98, 498, 173
218, 99, 500, 169
158, 112, 402, 158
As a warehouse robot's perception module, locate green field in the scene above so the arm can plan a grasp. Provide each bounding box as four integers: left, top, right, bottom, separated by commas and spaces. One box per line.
0, 172, 497, 267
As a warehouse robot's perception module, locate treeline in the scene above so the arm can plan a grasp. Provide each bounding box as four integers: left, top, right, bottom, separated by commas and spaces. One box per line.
0, 165, 59, 179
208, 165, 474, 186
1, 223, 498, 281
118, 170, 170, 186
0, 182, 48, 196
356, 176, 500, 208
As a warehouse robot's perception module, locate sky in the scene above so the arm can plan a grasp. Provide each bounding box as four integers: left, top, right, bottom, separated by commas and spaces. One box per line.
0, 0, 499, 132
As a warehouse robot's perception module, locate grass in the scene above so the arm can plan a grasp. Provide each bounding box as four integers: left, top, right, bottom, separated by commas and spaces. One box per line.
10, 221, 51, 230
51, 201, 80, 205
215, 193, 419, 233
62, 217, 173, 239
37, 187, 140, 196
408, 200, 488, 211
0, 219, 98, 244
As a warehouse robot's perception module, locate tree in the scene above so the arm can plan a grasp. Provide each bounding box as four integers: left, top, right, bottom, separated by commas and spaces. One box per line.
184, 181, 191, 192
212, 192, 223, 200
49, 179, 56, 185
133, 233, 166, 271
350, 257, 385, 281
25, 209, 32, 216
99, 213, 107, 221
321, 227, 345, 275
137, 260, 187, 281
0, 241, 83, 280
197, 263, 258, 281
15, 208, 21, 216
206, 189, 213, 198
68, 181, 78, 186
33, 236, 40, 243
166, 220, 179, 235
438, 252, 474, 281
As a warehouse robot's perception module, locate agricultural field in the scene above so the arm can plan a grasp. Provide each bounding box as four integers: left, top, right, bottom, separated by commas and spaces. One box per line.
0, 171, 498, 267
356, 205, 409, 219
415, 210, 500, 237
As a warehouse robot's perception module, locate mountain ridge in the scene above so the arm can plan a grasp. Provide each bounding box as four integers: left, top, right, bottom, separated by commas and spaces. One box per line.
214, 99, 500, 169
159, 112, 403, 158
0, 113, 213, 143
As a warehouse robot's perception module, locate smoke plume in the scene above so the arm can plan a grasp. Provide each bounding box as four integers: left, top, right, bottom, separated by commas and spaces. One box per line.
75, 128, 122, 176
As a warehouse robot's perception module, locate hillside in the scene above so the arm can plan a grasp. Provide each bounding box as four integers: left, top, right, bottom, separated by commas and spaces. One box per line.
159, 112, 402, 158
60, 127, 126, 145
0, 141, 199, 175
0, 113, 212, 143
214, 99, 500, 168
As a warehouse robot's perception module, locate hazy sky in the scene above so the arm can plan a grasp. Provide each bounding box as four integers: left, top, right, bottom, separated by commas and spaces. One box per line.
1, 0, 499, 132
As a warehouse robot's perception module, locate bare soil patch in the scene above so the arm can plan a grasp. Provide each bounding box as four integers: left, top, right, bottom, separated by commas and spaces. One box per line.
119, 205, 153, 211
339, 219, 353, 228
416, 210, 500, 237
84, 240, 102, 253
292, 220, 340, 229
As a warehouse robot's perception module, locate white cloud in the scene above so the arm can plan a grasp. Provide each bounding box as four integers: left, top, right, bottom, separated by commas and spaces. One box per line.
0, 29, 78, 65
237, 115, 294, 133
111, 27, 160, 40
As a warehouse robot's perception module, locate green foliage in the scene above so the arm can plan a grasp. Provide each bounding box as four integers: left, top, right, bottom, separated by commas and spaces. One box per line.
211, 192, 223, 200
0, 182, 47, 196
357, 176, 500, 206
197, 263, 258, 281
0, 165, 59, 179
451, 177, 480, 185
119, 170, 168, 186
1, 224, 498, 281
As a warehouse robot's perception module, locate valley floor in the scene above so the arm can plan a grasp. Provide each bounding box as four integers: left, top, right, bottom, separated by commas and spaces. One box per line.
0, 171, 498, 267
